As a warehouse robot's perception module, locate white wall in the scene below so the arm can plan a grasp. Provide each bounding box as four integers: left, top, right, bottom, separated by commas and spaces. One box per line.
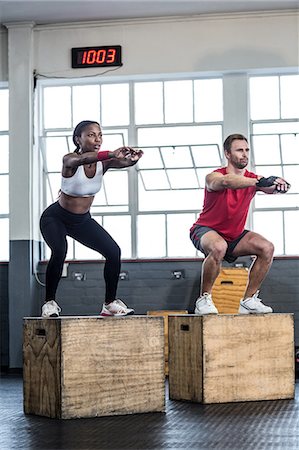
33, 11, 298, 78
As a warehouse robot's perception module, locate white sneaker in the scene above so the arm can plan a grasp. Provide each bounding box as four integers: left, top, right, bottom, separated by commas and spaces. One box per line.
100, 299, 134, 317
239, 291, 273, 314
42, 300, 61, 318
194, 293, 218, 315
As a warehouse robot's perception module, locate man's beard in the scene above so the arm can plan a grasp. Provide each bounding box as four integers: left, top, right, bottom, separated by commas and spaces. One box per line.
233, 159, 248, 169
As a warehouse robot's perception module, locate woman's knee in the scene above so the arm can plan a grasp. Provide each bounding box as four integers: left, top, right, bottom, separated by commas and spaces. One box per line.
105, 242, 121, 262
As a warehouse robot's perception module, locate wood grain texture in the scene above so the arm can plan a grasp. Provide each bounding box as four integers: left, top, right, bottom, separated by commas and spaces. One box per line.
23, 319, 61, 418
168, 314, 295, 404
202, 314, 295, 403
147, 310, 188, 375
168, 315, 203, 402
23, 316, 165, 419
212, 268, 248, 313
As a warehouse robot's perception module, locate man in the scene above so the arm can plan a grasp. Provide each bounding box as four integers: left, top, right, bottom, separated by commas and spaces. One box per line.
190, 133, 290, 315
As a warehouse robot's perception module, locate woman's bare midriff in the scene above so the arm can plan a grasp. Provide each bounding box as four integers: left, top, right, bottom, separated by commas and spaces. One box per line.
59, 192, 94, 214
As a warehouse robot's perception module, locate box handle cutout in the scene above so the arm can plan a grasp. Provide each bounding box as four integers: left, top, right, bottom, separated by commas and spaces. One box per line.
180, 324, 189, 331
221, 280, 233, 284
36, 328, 46, 336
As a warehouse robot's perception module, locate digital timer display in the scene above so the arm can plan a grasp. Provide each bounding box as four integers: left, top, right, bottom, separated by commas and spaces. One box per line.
71, 45, 122, 68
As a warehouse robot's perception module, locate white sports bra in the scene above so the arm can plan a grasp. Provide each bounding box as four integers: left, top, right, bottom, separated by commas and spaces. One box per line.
61, 162, 103, 197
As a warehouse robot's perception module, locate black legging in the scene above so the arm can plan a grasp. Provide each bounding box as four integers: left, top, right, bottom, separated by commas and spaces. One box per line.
40, 202, 121, 302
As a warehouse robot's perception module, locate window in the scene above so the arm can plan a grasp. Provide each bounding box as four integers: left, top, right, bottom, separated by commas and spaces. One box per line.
0, 87, 9, 261
41, 77, 223, 259
250, 74, 299, 255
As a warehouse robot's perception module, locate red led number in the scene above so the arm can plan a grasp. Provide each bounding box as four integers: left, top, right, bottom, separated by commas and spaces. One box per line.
81, 48, 116, 65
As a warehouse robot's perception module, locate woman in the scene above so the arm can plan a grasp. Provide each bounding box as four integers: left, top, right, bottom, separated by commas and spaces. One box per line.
40, 120, 143, 317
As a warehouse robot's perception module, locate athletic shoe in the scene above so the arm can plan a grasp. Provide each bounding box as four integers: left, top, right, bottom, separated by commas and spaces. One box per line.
41, 300, 61, 318
194, 292, 218, 315
100, 299, 134, 317
239, 291, 273, 314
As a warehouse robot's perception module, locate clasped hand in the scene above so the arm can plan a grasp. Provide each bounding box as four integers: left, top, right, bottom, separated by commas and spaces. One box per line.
256, 175, 291, 193
112, 147, 143, 161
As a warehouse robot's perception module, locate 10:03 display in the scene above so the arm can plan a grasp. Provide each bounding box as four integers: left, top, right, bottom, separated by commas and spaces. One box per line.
71, 45, 122, 68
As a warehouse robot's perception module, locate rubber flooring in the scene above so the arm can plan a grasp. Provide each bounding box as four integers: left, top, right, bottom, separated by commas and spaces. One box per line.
1, 374, 299, 450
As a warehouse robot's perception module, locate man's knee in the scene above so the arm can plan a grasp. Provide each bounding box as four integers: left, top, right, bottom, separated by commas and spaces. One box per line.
254, 238, 274, 260
206, 241, 228, 263
262, 240, 274, 259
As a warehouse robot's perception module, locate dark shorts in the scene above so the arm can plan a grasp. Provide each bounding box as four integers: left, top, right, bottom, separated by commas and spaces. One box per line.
190, 225, 249, 263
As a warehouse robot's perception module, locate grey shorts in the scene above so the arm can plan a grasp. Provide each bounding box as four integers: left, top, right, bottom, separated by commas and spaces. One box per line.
190, 225, 249, 263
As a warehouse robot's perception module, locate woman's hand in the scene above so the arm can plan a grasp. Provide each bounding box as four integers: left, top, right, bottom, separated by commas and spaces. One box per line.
112, 147, 143, 161
102, 147, 143, 171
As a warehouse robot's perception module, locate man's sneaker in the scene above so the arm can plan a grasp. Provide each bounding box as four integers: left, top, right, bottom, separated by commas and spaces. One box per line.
239, 291, 273, 314
41, 300, 61, 318
194, 292, 218, 315
100, 299, 134, 317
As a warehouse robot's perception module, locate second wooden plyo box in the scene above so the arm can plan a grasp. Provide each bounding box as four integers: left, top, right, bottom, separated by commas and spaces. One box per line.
168, 313, 295, 404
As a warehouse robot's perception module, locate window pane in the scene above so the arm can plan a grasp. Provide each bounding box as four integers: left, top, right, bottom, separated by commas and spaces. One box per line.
167, 169, 199, 189
161, 146, 193, 168
281, 134, 299, 164
255, 192, 299, 209
0, 89, 9, 131
74, 239, 100, 260
285, 211, 299, 254
72, 85, 100, 126
43, 87, 72, 129
138, 177, 202, 211
103, 215, 131, 258
191, 144, 222, 166
167, 214, 197, 257
250, 77, 280, 120
283, 166, 299, 193
137, 215, 166, 257
134, 82, 163, 124
138, 125, 222, 147
164, 80, 193, 123
253, 122, 299, 134
0, 175, 9, 214
0, 135, 9, 173
101, 84, 129, 126
0, 218, 9, 261
137, 147, 164, 170
280, 75, 299, 119
102, 130, 127, 148
43, 136, 68, 172
252, 135, 281, 165
253, 211, 283, 255
140, 170, 169, 190
46, 173, 61, 206
101, 171, 128, 205
194, 79, 223, 122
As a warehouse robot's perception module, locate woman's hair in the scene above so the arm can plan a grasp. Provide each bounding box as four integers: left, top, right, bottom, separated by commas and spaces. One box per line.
223, 134, 248, 153
73, 120, 100, 153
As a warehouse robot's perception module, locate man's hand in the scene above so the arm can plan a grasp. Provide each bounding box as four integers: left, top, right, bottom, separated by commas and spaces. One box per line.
256, 176, 291, 193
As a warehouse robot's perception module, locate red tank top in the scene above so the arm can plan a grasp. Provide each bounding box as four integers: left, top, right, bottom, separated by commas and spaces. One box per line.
191, 167, 257, 241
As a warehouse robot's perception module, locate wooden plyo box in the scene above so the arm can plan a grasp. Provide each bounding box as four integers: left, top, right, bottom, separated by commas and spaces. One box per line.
212, 267, 248, 313
23, 316, 165, 419
168, 314, 295, 404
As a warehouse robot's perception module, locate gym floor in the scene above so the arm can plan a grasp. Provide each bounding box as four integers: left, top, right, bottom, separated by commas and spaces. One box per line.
1, 374, 299, 450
